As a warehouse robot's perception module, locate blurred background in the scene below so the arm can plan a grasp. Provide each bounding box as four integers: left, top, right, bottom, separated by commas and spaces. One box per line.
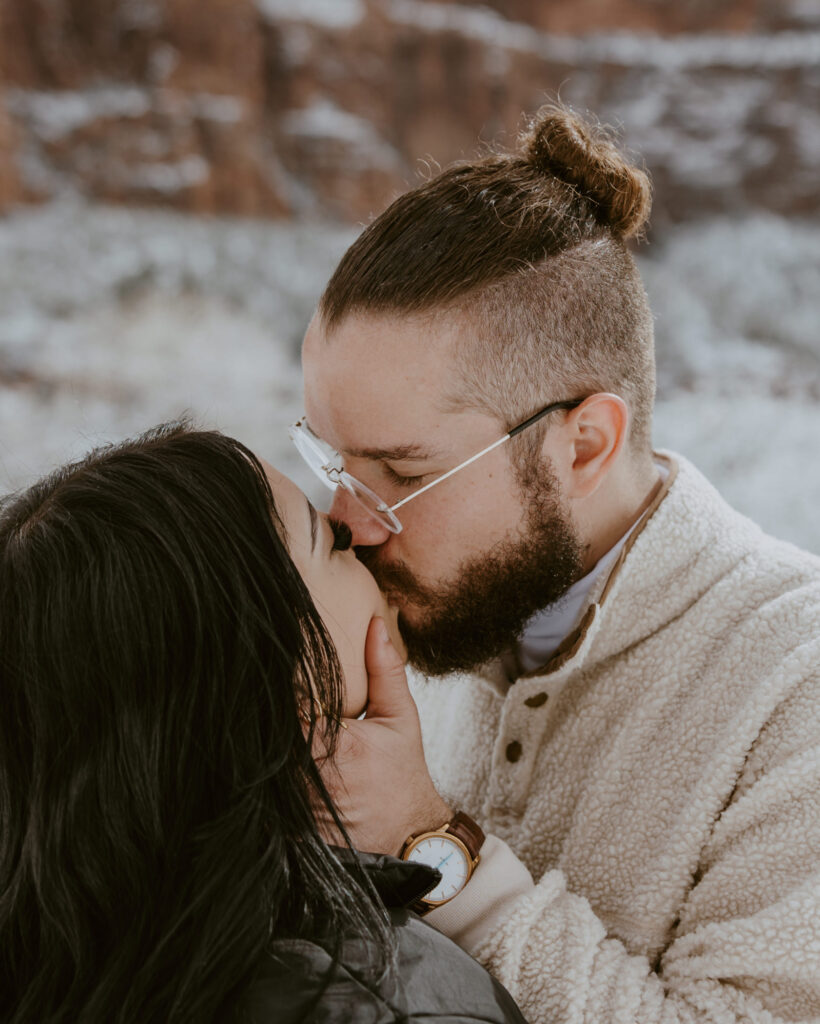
0, 0, 819, 550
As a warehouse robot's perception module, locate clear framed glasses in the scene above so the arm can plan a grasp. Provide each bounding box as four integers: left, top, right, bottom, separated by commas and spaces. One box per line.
288, 397, 584, 535
289, 417, 405, 533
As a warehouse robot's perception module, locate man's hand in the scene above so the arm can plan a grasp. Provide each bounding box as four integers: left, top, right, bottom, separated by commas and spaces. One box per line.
315, 616, 453, 857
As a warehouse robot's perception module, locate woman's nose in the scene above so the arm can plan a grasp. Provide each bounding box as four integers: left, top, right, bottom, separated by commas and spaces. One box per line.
328, 488, 394, 548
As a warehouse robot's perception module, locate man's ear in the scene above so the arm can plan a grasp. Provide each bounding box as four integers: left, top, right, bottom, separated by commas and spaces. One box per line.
548, 393, 630, 499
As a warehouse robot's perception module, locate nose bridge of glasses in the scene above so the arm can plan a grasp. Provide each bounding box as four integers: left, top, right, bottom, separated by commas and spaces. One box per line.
290, 421, 344, 484
290, 419, 401, 531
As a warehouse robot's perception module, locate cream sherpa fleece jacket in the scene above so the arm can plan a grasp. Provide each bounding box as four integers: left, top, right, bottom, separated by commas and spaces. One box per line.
410, 454, 820, 1024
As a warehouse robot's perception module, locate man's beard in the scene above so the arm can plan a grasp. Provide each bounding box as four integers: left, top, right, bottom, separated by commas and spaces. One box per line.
356, 463, 586, 676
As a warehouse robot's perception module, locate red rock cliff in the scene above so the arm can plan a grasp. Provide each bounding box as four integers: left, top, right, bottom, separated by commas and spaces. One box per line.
0, 0, 817, 222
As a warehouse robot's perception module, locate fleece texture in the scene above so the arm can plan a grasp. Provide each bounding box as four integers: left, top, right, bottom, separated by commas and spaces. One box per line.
410, 453, 820, 1024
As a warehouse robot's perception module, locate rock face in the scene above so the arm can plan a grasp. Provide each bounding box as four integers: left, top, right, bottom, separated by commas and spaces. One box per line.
410, 0, 797, 35
0, 92, 20, 212
0, 0, 289, 215
0, 9, 20, 212
1, 0, 819, 223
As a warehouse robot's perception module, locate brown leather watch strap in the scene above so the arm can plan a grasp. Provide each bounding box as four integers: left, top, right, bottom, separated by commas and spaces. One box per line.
402, 812, 485, 916
446, 811, 485, 860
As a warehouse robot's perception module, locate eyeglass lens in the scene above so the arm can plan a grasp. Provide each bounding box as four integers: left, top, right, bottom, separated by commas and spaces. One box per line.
289, 422, 401, 532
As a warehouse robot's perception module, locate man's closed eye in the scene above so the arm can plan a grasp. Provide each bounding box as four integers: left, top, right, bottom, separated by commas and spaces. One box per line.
383, 466, 427, 489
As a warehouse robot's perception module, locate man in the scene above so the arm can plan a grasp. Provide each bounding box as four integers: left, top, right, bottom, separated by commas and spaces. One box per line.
292, 104, 820, 1023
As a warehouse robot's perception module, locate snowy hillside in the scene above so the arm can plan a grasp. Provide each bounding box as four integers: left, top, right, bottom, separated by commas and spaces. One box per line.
1, 200, 819, 554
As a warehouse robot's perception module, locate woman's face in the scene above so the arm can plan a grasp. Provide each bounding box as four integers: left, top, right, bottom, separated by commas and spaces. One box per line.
263, 463, 405, 718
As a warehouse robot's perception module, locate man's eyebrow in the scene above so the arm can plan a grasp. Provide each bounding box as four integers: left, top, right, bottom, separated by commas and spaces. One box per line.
306, 497, 318, 553
344, 441, 444, 461
302, 418, 444, 462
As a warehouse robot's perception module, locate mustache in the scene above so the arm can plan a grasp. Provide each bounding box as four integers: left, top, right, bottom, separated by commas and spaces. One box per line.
354, 546, 432, 604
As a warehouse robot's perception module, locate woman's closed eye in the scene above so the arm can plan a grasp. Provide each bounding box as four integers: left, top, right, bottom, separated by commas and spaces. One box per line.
329, 518, 353, 553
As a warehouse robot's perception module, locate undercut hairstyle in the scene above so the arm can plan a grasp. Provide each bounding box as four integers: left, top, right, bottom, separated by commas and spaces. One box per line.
0, 423, 394, 1024
320, 103, 657, 469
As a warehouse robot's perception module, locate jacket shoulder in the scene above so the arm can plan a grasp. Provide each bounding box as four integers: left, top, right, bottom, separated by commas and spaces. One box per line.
237, 910, 525, 1024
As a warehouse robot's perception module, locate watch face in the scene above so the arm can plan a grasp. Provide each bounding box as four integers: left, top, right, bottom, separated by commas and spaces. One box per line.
406, 835, 470, 903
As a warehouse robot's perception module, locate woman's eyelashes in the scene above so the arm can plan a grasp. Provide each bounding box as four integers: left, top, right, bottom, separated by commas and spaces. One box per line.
329, 518, 353, 553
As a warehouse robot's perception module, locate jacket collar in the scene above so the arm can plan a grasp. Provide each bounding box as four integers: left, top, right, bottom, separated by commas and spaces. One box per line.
477, 452, 766, 693
476, 453, 677, 693
579, 451, 762, 670
331, 847, 441, 909
534, 451, 679, 675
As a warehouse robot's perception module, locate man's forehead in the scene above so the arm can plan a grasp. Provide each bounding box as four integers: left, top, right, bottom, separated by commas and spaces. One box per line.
306, 309, 452, 377
302, 310, 464, 456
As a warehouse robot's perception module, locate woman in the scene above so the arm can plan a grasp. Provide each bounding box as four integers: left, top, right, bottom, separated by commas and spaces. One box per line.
0, 422, 524, 1024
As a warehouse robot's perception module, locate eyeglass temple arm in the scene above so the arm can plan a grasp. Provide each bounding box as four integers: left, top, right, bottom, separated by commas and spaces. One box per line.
389, 434, 511, 512
388, 399, 584, 513
507, 399, 583, 438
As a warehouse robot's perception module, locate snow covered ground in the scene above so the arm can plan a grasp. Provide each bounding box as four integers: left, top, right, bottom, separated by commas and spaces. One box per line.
1, 199, 819, 553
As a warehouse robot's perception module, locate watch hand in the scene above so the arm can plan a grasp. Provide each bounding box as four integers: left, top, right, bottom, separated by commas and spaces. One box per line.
436, 852, 454, 869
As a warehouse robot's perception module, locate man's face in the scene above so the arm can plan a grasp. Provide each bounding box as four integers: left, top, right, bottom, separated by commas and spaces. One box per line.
301, 310, 584, 675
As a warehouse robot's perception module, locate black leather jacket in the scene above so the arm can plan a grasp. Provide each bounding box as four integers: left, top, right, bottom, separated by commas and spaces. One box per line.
236, 850, 527, 1023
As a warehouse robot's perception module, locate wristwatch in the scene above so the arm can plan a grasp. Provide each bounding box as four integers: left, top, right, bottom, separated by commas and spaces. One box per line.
400, 811, 485, 914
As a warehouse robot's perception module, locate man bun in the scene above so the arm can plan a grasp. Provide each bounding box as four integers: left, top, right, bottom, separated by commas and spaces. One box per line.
523, 103, 651, 239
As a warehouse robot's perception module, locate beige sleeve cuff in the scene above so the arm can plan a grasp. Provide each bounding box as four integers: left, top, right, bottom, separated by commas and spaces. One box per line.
423, 833, 535, 953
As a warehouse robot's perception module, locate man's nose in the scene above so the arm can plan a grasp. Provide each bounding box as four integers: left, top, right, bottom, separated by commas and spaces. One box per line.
328, 487, 393, 548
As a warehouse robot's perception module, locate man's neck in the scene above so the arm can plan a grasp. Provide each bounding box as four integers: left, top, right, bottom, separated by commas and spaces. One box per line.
509, 457, 669, 679
579, 462, 664, 573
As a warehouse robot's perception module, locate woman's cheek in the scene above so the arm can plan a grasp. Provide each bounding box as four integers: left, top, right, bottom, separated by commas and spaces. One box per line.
342, 659, 368, 717
339, 615, 370, 717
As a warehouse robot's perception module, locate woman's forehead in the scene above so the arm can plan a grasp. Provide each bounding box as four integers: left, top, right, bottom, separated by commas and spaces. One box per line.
260, 461, 304, 529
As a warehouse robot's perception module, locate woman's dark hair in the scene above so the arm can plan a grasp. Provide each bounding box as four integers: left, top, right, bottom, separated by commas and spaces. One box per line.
0, 422, 394, 1024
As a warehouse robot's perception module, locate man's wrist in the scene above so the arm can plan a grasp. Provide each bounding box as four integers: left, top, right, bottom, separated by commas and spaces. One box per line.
426, 797, 456, 832
399, 809, 485, 913
398, 797, 454, 856
424, 834, 535, 947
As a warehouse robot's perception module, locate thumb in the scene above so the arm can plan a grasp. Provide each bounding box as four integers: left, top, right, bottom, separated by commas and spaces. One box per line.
364, 616, 413, 719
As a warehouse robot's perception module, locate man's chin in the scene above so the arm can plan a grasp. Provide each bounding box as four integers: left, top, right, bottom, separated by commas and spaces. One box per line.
393, 606, 437, 667
358, 474, 585, 677
384, 603, 409, 660
397, 613, 506, 677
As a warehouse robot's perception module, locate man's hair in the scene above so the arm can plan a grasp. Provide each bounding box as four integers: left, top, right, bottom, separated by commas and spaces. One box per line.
320, 103, 656, 463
